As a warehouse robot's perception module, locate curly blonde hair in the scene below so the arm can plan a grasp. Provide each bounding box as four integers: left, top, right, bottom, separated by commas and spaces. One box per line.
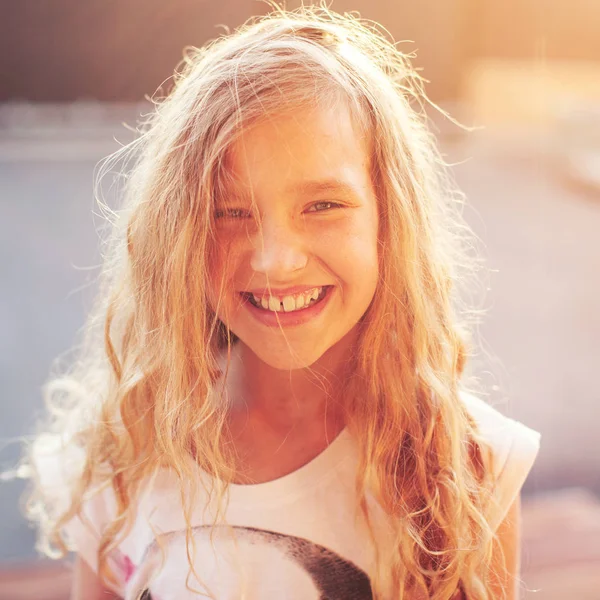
23, 3, 503, 599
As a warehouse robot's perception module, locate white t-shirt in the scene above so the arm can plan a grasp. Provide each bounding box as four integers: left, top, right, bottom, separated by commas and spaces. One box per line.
38, 393, 541, 599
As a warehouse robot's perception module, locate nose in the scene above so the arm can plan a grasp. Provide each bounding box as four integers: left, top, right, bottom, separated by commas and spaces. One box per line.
249, 220, 308, 278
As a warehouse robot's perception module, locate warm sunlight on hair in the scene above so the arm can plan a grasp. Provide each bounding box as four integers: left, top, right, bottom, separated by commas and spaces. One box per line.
16, 3, 541, 600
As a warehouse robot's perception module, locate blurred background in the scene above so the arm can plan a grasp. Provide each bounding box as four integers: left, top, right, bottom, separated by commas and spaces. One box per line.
1, 1, 599, 598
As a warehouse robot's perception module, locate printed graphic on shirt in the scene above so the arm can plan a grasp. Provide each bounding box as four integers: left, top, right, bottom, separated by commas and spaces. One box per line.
125, 525, 373, 599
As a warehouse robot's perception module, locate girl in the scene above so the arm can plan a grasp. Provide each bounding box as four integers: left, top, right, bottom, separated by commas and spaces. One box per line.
24, 4, 540, 599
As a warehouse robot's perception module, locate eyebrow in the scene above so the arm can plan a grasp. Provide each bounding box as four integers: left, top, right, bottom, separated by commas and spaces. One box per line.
224, 178, 361, 202
285, 178, 361, 198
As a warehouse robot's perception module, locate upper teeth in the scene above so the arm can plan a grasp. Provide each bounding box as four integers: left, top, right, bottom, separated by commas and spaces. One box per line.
253, 287, 322, 312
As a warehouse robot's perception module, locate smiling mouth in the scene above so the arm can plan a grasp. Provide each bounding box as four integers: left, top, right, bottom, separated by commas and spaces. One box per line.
240, 286, 332, 313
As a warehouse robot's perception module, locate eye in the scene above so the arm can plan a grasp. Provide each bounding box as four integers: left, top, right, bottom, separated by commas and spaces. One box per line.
305, 201, 343, 213
214, 207, 252, 220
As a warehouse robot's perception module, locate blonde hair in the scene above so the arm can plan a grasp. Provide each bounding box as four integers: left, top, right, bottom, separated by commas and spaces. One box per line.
24, 3, 503, 599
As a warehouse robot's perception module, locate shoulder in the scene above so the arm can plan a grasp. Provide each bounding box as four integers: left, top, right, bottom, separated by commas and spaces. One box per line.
32, 433, 115, 517
31, 435, 122, 586
31, 434, 89, 512
459, 391, 541, 530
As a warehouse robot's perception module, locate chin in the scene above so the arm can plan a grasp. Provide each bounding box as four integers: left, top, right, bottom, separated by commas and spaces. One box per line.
249, 343, 326, 371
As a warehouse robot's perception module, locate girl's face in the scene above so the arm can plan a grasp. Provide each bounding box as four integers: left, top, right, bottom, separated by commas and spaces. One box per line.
208, 102, 380, 370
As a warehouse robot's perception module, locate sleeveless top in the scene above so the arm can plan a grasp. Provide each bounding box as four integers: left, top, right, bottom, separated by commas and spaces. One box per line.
36, 392, 541, 599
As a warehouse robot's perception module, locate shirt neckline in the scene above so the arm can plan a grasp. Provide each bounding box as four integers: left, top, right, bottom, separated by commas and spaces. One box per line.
187, 426, 356, 507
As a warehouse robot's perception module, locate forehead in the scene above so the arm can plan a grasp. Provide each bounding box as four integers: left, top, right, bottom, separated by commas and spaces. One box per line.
220, 102, 372, 201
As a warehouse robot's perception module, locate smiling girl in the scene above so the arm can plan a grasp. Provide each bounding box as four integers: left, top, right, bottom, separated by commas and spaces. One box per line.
24, 5, 540, 599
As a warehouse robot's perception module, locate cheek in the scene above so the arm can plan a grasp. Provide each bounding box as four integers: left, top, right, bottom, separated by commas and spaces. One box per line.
207, 237, 240, 307
210, 228, 247, 274
355, 207, 380, 276
321, 215, 379, 280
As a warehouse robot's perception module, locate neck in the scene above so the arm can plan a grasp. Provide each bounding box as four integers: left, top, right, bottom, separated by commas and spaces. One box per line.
221, 330, 358, 435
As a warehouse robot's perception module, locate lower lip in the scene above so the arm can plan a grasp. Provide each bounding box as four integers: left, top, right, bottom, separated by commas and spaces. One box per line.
240, 286, 334, 328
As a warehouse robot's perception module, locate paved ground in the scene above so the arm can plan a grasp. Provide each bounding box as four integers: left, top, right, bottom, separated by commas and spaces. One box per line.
1, 103, 599, 594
